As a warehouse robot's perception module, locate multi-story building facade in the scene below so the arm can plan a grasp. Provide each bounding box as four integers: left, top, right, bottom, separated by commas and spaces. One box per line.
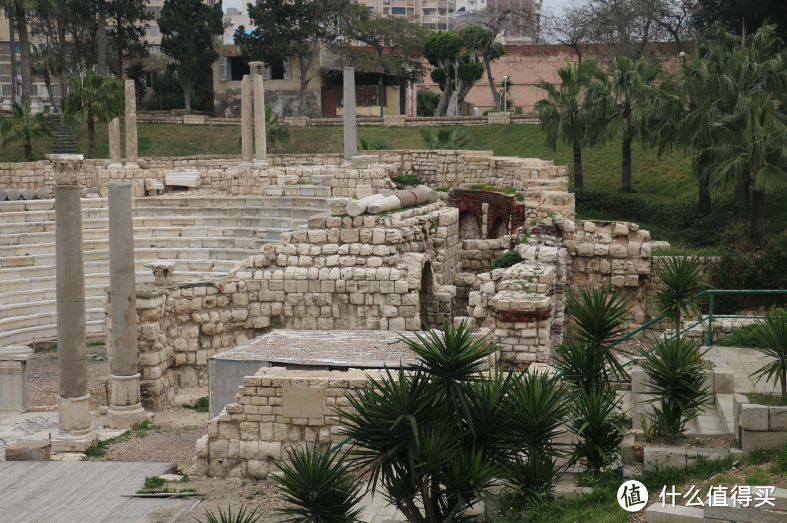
358, 0, 457, 30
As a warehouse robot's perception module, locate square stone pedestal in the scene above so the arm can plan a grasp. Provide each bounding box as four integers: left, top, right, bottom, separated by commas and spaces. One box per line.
0, 346, 34, 415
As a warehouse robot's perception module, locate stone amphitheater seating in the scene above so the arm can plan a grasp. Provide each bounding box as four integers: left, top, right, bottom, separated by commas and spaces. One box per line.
0, 194, 329, 346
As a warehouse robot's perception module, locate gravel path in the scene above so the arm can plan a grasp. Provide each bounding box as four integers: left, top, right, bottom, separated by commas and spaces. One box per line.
27, 344, 111, 411
92, 424, 208, 469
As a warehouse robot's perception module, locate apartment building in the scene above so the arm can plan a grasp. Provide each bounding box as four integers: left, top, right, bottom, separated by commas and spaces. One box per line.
358, 0, 457, 30
0, 13, 58, 108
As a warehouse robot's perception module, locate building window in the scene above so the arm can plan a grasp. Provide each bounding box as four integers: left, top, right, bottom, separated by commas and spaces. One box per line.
149, 26, 158, 37
383, 7, 389, 14
15, 43, 20, 56
263, 58, 291, 80
149, 45, 161, 54
391, 7, 405, 14
146, 6, 161, 20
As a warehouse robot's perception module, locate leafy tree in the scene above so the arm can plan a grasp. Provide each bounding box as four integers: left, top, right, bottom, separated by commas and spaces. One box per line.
0, 100, 54, 161
236, 0, 347, 117
97, 0, 107, 75
124, 63, 146, 103
158, 0, 223, 116
338, 8, 427, 86
693, 0, 787, 41
30, 46, 60, 112
595, 55, 664, 193
422, 31, 466, 117
106, 0, 152, 77
10, 0, 56, 104
535, 58, 608, 188
61, 71, 124, 159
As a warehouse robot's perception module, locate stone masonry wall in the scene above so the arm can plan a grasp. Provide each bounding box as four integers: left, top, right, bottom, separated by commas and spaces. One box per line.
191, 367, 379, 479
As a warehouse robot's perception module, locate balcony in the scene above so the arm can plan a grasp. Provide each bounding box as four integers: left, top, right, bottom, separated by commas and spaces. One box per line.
422, 0, 438, 7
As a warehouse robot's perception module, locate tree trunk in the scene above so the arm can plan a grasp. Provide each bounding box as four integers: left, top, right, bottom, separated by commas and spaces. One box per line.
58, 20, 67, 109
434, 76, 452, 117
573, 141, 583, 189
17, 7, 32, 104
87, 119, 96, 159
8, 9, 17, 103
734, 180, 750, 222
622, 135, 632, 193
698, 176, 711, 216
182, 74, 192, 116
24, 143, 32, 162
485, 61, 501, 111
97, 0, 107, 76
44, 73, 53, 113
298, 56, 310, 117
750, 188, 767, 249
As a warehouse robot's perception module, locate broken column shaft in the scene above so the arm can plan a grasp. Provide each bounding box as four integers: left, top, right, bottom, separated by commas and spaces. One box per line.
249, 62, 267, 166
343, 67, 357, 163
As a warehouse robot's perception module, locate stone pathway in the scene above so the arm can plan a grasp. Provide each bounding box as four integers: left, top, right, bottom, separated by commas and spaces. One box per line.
705, 345, 778, 394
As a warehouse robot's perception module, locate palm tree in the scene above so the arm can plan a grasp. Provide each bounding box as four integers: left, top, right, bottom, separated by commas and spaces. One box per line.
706, 93, 787, 248
419, 127, 470, 150
750, 309, 787, 403
30, 46, 60, 113
358, 136, 393, 150
264, 105, 291, 152
535, 58, 607, 189
597, 55, 664, 193
0, 100, 55, 161
11, 0, 56, 104
61, 71, 124, 159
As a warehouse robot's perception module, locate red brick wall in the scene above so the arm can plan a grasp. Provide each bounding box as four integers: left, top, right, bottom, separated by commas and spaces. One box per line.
449, 190, 516, 239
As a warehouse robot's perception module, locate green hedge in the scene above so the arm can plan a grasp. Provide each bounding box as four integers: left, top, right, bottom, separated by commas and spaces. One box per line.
492, 250, 521, 269
159, 96, 181, 111
575, 191, 701, 230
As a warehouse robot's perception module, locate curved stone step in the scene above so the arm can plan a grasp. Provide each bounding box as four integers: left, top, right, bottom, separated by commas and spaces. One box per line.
0, 319, 105, 346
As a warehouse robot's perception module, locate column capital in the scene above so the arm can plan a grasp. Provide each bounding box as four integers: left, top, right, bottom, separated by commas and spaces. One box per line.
46, 154, 84, 185
249, 61, 265, 75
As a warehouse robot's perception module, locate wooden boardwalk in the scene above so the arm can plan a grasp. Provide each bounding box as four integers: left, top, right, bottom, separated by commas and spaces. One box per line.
0, 461, 193, 523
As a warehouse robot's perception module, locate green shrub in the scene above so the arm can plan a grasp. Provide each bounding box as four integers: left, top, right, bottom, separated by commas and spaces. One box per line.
568, 388, 628, 474
391, 174, 422, 186
575, 191, 701, 230
716, 324, 763, 348
143, 476, 166, 489
183, 396, 209, 413
195, 505, 262, 523
492, 250, 521, 269
358, 136, 393, 150
515, 106, 523, 114
84, 445, 106, 458
159, 96, 181, 111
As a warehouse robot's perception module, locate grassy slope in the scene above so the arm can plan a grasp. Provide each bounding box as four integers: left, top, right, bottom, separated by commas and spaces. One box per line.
5, 121, 784, 251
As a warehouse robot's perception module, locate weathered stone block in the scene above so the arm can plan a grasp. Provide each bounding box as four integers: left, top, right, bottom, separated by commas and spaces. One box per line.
741, 404, 770, 431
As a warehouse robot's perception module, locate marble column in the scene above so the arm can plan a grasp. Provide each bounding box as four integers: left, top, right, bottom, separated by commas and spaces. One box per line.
50, 154, 97, 452
249, 62, 267, 166
124, 80, 139, 169
106, 183, 147, 429
240, 75, 253, 166
108, 118, 123, 169
343, 67, 357, 163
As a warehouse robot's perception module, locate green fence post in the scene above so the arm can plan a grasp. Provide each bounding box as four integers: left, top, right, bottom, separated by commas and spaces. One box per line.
707, 292, 714, 347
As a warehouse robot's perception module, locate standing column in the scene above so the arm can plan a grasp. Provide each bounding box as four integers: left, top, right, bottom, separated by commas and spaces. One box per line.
50, 154, 97, 452
108, 118, 123, 169
249, 62, 267, 166
240, 75, 253, 166
343, 67, 357, 163
124, 80, 139, 169
106, 183, 147, 429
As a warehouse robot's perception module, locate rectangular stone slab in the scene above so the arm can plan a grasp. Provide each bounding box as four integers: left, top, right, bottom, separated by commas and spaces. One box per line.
282, 386, 326, 419
165, 172, 201, 188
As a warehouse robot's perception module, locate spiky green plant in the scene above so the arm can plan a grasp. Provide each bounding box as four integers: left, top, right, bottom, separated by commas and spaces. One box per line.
568, 388, 628, 474
275, 443, 364, 523
358, 136, 393, 150
503, 450, 565, 504
419, 127, 470, 150
399, 319, 500, 413
552, 342, 607, 393
265, 105, 291, 152
61, 71, 124, 159
0, 101, 55, 161
652, 256, 710, 342
639, 338, 712, 441
195, 504, 262, 523
750, 309, 787, 401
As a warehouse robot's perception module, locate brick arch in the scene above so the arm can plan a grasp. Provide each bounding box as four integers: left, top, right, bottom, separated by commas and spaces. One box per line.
449, 189, 515, 240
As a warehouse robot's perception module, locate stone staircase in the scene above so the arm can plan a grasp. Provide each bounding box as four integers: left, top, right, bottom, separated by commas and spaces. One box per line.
0, 194, 330, 346
51, 118, 76, 154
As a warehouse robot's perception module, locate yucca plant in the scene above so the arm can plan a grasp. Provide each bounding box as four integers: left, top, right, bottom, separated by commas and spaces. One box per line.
358, 136, 393, 150
552, 342, 607, 393
419, 127, 470, 150
400, 320, 500, 414
563, 286, 631, 386
652, 256, 710, 342
568, 388, 628, 474
275, 443, 364, 523
460, 367, 515, 464
750, 309, 787, 402
639, 338, 711, 441
195, 504, 262, 523
504, 450, 565, 504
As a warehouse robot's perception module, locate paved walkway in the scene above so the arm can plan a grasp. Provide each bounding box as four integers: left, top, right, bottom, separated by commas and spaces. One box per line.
705, 345, 778, 394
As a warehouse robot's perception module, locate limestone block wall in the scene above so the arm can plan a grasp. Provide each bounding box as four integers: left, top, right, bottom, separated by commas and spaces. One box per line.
460, 238, 513, 271
191, 367, 379, 479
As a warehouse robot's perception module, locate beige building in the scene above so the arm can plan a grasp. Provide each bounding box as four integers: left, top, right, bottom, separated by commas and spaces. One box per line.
359, 0, 457, 30
0, 13, 59, 108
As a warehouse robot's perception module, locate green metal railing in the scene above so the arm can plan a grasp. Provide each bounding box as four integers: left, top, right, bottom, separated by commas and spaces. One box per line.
704, 289, 787, 346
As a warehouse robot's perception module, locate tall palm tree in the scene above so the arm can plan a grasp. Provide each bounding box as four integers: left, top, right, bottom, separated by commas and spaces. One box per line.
535, 58, 608, 189
30, 46, 60, 113
0, 100, 54, 161
11, 0, 56, 104
61, 71, 124, 159
706, 94, 787, 248
597, 55, 664, 193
